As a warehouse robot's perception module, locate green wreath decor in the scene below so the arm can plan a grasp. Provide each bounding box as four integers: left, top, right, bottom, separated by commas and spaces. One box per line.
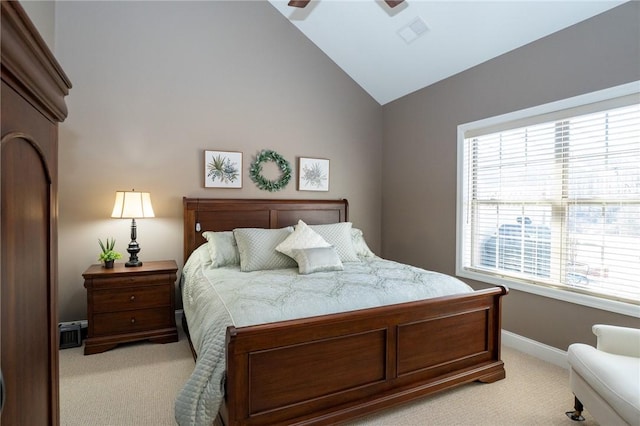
249, 150, 292, 192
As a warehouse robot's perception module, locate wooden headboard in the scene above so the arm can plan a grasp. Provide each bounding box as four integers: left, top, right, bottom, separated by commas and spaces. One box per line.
183, 198, 348, 261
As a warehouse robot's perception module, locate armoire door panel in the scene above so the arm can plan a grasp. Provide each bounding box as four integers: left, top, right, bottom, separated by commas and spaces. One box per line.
1, 133, 53, 426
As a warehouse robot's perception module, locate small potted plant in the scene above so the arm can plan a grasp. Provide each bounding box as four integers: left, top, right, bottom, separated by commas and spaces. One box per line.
98, 238, 122, 268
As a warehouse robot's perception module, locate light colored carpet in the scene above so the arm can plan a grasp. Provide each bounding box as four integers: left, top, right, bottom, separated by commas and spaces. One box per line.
59, 326, 599, 426
59, 327, 194, 426
347, 348, 598, 426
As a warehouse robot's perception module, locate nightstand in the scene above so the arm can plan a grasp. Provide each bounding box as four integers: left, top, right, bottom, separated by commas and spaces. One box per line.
83, 260, 179, 355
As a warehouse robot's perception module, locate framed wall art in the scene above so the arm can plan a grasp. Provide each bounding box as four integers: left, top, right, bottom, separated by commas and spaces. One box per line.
298, 157, 329, 191
205, 150, 242, 188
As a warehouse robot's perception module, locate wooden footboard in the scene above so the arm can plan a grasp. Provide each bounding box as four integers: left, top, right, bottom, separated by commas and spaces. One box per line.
222, 285, 508, 425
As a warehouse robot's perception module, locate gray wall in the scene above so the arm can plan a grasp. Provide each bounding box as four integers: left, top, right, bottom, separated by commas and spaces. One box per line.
20, 0, 55, 51
54, 1, 382, 322
381, 2, 640, 350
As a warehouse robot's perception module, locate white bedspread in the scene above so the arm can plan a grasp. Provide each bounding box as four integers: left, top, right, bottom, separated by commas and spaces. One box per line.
174, 255, 472, 425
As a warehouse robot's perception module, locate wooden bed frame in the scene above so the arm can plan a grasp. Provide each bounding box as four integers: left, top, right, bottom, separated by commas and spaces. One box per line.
183, 198, 508, 425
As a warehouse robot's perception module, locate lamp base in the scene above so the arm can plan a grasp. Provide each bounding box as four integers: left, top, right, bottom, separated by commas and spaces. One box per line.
125, 238, 143, 268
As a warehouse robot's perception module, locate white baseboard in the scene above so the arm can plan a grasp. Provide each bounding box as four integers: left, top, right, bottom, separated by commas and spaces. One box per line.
502, 329, 568, 369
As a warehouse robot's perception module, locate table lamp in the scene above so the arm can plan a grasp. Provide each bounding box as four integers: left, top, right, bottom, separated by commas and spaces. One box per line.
111, 190, 155, 267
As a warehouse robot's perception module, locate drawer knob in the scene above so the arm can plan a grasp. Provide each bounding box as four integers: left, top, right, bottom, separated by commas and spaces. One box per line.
130, 295, 135, 302
130, 317, 136, 324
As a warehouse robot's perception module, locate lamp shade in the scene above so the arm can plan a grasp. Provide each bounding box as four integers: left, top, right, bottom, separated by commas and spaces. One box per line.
111, 191, 155, 219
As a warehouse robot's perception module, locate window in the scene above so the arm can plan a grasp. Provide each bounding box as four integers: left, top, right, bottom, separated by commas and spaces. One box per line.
457, 82, 640, 316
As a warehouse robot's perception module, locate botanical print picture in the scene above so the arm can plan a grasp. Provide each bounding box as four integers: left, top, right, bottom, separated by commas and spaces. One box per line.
205, 150, 242, 188
298, 157, 329, 191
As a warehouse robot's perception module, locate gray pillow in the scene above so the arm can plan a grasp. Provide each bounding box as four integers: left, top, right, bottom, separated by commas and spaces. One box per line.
291, 246, 344, 275
309, 222, 360, 262
233, 227, 297, 272
183, 243, 213, 275
202, 231, 240, 267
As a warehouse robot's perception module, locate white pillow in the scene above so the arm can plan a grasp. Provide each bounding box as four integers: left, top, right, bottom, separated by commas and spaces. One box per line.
202, 231, 240, 267
275, 220, 331, 258
291, 246, 344, 275
309, 222, 360, 262
233, 227, 297, 272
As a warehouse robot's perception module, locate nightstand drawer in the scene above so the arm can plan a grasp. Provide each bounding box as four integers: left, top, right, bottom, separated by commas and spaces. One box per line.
93, 308, 172, 336
90, 273, 171, 289
92, 285, 170, 313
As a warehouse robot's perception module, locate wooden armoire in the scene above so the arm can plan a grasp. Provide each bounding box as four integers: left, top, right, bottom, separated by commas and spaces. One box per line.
1, 1, 71, 424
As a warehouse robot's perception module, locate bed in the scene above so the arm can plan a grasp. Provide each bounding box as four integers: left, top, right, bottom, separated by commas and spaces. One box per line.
177, 198, 508, 425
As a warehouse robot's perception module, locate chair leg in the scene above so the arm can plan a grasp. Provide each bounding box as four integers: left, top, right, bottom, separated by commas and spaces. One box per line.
566, 396, 586, 421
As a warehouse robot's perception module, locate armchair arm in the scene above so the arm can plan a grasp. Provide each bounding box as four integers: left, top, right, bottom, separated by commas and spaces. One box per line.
593, 324, 640, 357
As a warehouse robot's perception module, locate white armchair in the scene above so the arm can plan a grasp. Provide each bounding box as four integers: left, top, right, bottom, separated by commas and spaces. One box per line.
567, 324, 640, 425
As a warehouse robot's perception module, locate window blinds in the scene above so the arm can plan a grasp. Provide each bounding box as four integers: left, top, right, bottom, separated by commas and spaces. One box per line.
460, 99, 640, 304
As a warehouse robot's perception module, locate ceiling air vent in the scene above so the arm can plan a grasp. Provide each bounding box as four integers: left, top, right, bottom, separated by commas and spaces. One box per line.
397, 17, 429, 44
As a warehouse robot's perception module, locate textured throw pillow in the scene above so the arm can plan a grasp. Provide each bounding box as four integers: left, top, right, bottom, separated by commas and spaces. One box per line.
291, 246, 344, 275
202, 231, 240, 267
275, 220, 331, 258
351, 228, 376, 258
309, 222, 360, 262
233, 227, 297, 272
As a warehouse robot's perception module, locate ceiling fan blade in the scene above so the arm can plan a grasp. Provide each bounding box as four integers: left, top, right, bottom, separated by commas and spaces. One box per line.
384, 0, 405, 7
288, 0, 404, 9
288, 0, 311, 7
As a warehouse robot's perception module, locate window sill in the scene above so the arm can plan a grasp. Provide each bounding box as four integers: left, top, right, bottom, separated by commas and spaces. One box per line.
456, 268, 640, 318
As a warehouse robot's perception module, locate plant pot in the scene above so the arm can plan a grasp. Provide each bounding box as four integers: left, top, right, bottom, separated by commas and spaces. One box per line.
104, 260, 114, 269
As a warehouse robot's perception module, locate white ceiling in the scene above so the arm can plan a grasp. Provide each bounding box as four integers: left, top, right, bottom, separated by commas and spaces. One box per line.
268, 0, 626, 105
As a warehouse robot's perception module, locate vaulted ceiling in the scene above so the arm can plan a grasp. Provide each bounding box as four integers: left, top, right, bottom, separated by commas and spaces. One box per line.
268, 0, 626, 105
